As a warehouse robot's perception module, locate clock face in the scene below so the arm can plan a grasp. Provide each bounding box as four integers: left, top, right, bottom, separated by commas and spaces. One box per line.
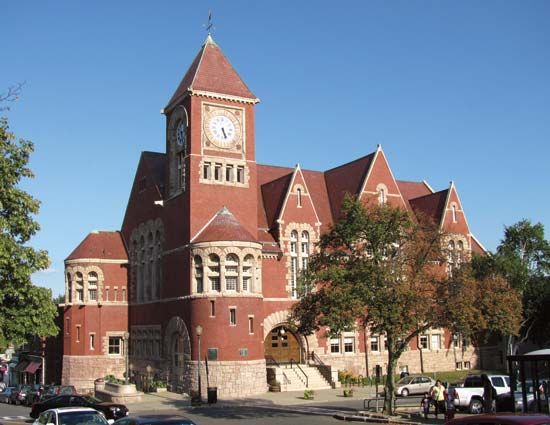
203, 107, 242, 149
176, 121, 186, 147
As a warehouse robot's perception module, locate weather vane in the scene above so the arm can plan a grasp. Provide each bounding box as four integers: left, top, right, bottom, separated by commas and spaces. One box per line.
203, 11, 215, 35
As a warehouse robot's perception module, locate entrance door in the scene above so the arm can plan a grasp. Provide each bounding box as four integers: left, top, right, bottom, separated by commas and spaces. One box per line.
264, 326, 301, 364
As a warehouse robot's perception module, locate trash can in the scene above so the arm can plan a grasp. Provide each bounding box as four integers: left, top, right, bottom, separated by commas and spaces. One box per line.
207, 387, 217, 404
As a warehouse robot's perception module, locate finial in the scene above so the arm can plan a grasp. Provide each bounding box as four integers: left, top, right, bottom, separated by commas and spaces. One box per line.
203, 10, 215, 35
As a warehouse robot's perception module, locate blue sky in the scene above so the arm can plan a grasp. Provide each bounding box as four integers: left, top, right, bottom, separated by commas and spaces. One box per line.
3, 1, 549, 297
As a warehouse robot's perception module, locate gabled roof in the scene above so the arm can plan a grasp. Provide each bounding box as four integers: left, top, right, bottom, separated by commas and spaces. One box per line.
397, 180, 434, 201
192, 207, 257, 243
324, 153, 375, 220
408, 189, 449, 226
165, 35, 256, 110
66, 231, 127, 261
142, 151, 166, 194
261, 171, 294, 229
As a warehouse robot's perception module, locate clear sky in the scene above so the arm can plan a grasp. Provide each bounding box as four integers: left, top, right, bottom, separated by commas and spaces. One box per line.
3, 1, 549, 297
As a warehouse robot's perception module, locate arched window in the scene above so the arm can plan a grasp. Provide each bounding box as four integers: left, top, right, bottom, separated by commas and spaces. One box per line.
67, 273, 72, 303
301, 231, 309, 270
290, 230, 298, 254
457, 240, 464, 263
290, 231, 298, 299
147, 233, 154, 301
155, 231, 162, 300
378, 188, 387, 205
296, 188, 302, 207
194, 256, 203, 293
225, 254, 239, 291
448, 240, 455, 262
139, 236, 145, 302
88, 272, 98, 301
75, 272, 84, 302
452, 204, 457, 223
131, 240, 138, 301
243, 254, 254, 292
208, 254, 220, 292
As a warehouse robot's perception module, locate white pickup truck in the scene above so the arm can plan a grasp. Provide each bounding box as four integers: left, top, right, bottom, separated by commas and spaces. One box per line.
452, 374, 510, 414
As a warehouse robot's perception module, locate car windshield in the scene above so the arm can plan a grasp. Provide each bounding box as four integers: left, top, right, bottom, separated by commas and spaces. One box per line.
397, 377, 413, 384
82, 395, 102, 404
59, 411, 109, 425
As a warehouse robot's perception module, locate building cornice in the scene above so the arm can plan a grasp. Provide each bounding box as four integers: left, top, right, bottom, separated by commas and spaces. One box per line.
64, 259, 128, 265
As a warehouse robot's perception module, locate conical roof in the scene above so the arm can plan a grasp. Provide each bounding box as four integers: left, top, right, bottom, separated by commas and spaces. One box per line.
165, 35, 256, 110
193, 207, 257, 243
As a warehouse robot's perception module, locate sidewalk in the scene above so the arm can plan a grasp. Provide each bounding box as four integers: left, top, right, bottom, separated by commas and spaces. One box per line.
130, 387, 458, 423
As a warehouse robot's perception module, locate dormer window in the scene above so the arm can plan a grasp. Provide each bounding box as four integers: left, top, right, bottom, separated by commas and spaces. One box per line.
379, 188, 387, 205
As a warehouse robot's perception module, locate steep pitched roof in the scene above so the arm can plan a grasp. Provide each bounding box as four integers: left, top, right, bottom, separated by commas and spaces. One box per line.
66, 231, 127, 261
165, 35, 256, 110
260, 171, 294, 229
142, 151, 166, 193
409, 189, 449, 226
192, 207, 257, 243
397, 180, 433, 201
324, 153, 375, 220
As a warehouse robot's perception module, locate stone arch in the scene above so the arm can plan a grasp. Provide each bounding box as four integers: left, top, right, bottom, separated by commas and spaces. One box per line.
164, 316, 192, 393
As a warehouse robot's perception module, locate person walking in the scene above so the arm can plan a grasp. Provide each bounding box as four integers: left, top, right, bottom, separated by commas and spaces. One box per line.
430, 380, 446, 418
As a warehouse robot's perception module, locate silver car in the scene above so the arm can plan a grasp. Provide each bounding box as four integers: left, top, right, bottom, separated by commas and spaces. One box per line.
395, 375, 436, 396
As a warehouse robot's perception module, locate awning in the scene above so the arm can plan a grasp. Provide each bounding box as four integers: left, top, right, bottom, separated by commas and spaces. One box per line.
24, 361, 41, 374
14, 360, 29, 372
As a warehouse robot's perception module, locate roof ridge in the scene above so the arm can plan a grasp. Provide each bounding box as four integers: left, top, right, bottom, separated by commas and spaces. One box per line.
324, 152, 375, 174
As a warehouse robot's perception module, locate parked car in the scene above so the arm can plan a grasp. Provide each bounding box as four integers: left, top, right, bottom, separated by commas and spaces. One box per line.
114, 415, 197, 425
446, 413, 550, 425
11, 384, 32, 405
395, 375, 436, 396
39, 385, 77, 402
32, 407, 113, 425
452, 374, 510, 414
25, 384, 45, 406
31, 395, 128, 420
0, 387, 17, 403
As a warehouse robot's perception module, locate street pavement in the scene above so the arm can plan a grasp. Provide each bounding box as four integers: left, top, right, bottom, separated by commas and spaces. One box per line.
0, 386, 464, 425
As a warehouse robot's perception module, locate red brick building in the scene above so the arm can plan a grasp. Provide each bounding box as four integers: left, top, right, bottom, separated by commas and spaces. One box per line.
61, 35, 497, 396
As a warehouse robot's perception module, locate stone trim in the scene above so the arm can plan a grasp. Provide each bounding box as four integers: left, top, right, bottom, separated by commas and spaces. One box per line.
65, 259, 128, 265
190, 89, 260, 105
191, 243, 262, 296
65, 264, 105, 304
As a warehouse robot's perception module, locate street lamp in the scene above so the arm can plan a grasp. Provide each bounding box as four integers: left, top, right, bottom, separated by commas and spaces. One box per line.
123, 332, 130, 385
196, 325, 203, 404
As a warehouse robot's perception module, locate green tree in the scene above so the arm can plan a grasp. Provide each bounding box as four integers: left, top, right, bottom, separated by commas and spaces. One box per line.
474, 220, 550, 352
0, 115, 58, 351
291, 197, 521, 414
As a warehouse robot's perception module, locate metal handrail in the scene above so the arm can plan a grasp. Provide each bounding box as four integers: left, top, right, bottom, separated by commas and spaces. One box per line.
265, 355, 280, 368
294, 362, 309, 388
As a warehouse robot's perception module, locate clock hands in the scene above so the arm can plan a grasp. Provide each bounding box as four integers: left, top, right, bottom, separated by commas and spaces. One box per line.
221, 127, 227, 139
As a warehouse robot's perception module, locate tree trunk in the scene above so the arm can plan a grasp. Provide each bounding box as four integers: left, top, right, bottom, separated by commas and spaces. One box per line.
384, 345, 398, 415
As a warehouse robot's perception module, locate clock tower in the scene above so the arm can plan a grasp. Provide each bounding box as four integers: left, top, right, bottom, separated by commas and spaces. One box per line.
163, 33, 260, 245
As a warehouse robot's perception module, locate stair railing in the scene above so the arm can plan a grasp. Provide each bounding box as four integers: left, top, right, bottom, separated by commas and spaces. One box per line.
289, 358, 309, 388
309, 352, 334, 387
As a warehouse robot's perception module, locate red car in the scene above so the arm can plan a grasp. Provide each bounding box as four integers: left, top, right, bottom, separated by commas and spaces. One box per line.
447, 414, 550, 425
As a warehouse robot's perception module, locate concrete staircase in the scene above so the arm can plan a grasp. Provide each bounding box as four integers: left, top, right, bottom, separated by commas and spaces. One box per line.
271, 364, 333, 392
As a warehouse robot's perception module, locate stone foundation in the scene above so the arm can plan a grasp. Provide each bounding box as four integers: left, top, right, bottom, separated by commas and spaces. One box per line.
188, 359, 268, 399
316, 345, 488, 377
62, 355, 126, 393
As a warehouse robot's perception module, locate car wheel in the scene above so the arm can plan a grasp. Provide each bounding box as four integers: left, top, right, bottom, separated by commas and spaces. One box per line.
469, 399, 483, 414
401, 388, 409, 397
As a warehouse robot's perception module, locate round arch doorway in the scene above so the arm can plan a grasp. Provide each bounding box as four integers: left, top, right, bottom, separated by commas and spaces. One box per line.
264, 326, 302, 364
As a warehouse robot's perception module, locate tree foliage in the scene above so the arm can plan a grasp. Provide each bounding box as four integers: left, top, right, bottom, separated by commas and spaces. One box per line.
291, 196, 521, 414
0, 116, 58, 350
473, 220, 550, 349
